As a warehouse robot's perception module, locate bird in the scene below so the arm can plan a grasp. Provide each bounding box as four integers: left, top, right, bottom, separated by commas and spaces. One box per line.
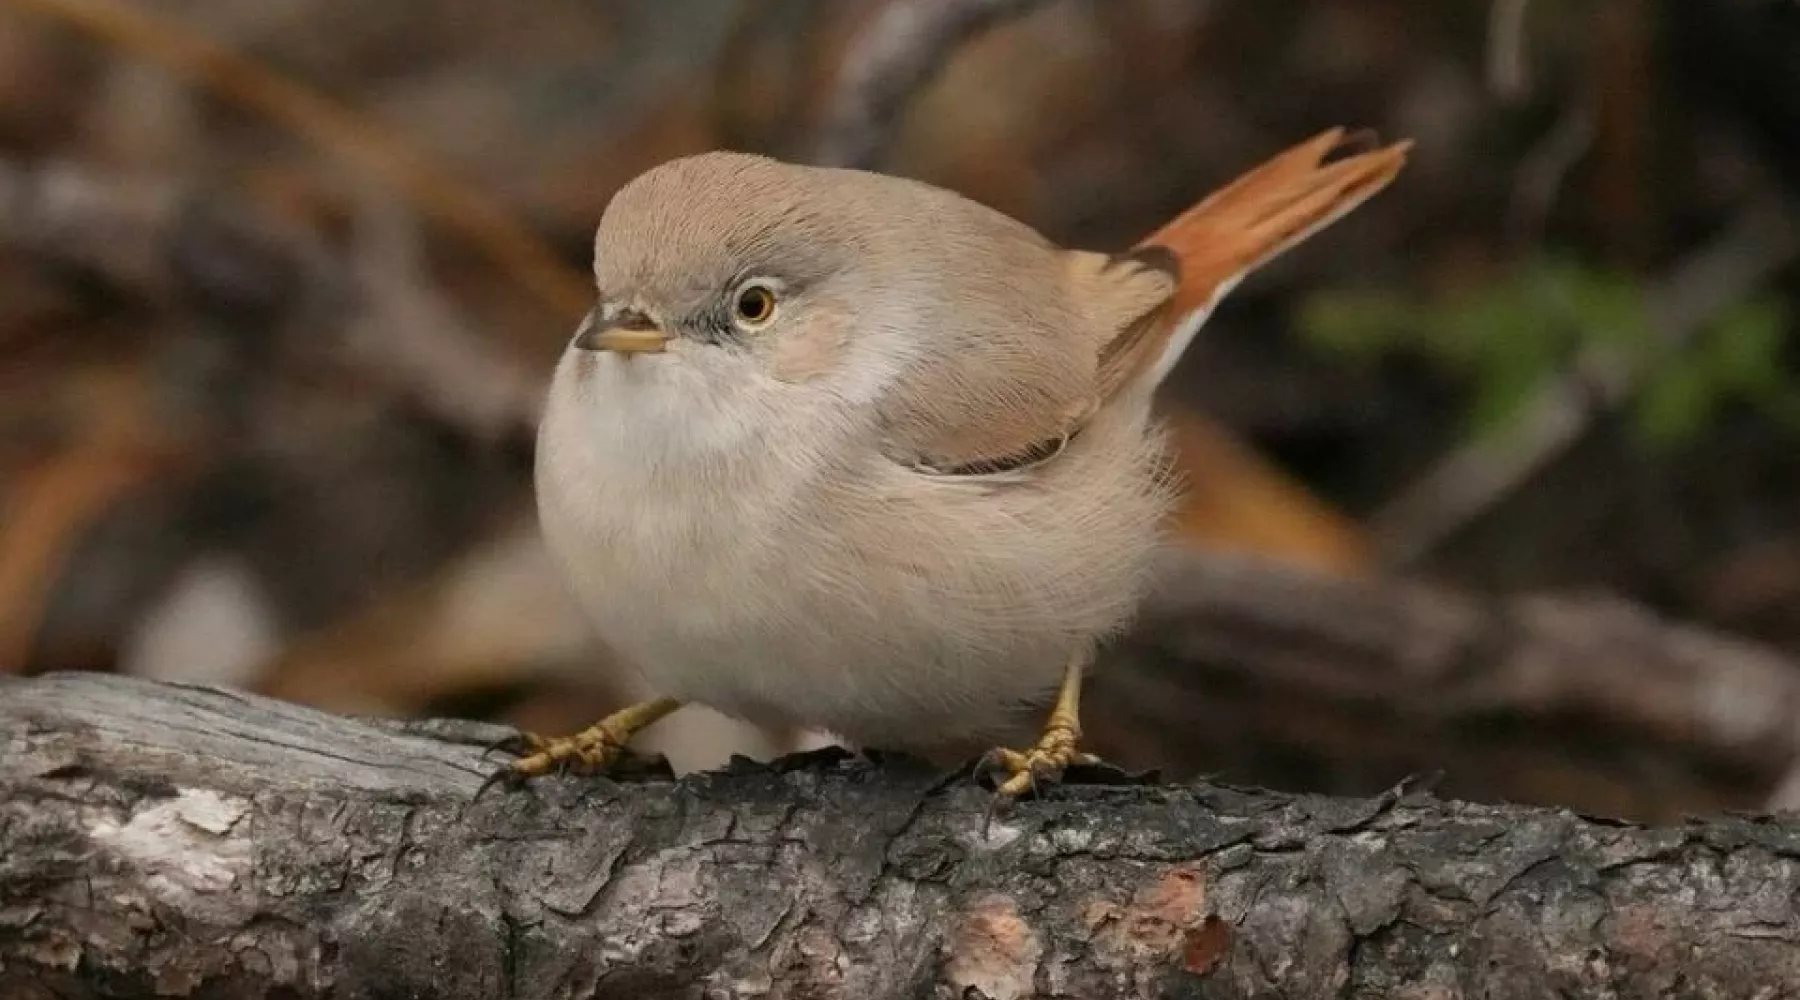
500, 128, 1409, 802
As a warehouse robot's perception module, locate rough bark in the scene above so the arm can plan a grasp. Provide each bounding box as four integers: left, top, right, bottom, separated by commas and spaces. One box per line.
4, 671, 1800, 999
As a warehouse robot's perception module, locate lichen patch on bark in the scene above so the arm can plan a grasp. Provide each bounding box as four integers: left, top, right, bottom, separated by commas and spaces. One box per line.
1082, 864, 1212, 996
87, 787, 251, 897
942, 892, 1042, 1000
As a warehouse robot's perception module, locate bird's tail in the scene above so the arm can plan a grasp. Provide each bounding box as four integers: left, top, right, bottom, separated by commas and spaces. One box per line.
1106, 128, 1411, 395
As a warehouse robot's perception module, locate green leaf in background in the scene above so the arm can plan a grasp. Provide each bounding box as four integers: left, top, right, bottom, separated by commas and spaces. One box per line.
1703, 295, 1788, 399
1554, 259, 1653, 353
1698, 295, 1800, 435
1298, 252, 1797, 450
1453, 269, 1575, 437
1633, 361, 1719, 449
1295, 290, 1422, 361
1443, 281, 1559, 373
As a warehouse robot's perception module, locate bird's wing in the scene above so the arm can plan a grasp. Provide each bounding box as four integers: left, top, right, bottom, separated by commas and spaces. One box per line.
905, 129, 1408, 479
1081, 128, 1412, 403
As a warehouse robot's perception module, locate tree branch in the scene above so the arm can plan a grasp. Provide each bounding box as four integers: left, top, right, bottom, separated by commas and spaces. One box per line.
5, 670, 1799, 998
0, 155, 542, 444
1094, 550, 1800, 804
813, 0, 1059, 169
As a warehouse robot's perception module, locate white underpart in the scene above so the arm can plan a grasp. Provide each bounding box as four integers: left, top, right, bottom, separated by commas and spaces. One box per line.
537, 343, 1168, 747
1144, 274, 1241, 389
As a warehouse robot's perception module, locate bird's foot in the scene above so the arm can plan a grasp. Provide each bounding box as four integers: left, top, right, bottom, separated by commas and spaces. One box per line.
477, 697, 681, 796
513, 726, 630, 776
979, 718, 1100, 803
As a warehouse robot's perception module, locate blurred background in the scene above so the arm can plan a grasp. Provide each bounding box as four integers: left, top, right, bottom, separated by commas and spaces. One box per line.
5, 0, 1800, 823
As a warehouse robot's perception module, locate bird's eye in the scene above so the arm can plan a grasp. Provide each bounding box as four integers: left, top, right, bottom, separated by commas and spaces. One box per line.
733, 282, 778, 327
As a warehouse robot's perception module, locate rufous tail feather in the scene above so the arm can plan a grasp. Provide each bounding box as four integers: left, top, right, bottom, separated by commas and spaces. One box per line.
1100, 128, 1411, 398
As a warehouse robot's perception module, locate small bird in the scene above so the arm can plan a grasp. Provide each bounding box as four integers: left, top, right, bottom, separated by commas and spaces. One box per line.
506, 129, 1408, 801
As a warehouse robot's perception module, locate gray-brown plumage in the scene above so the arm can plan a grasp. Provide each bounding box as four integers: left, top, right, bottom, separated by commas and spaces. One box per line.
515, 129, 1409, 795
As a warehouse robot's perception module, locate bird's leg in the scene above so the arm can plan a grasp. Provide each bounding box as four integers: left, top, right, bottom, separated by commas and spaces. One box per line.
491, 697, 684, 784
982, 651, 1100, 801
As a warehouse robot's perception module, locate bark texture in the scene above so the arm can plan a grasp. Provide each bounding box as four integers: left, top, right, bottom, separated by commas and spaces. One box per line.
4, 672, 1800, 998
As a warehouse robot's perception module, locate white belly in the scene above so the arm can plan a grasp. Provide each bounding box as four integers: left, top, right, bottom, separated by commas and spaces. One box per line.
534, 351, 1168, 749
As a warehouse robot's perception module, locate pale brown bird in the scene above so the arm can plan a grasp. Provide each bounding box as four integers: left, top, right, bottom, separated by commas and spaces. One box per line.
508, 129, 1409, 800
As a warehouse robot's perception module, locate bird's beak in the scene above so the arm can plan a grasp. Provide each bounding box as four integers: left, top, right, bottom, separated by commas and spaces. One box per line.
572, 310, 670, 354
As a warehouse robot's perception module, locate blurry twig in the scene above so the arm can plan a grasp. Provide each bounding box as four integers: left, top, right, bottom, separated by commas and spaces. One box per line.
0, 157, 180, 298
3, 0, 590, 323
0, 155, 540, 440
813, 0, 1059, 168
1507, 98, 1595, 247
341, 181, 542, 440
1486, 0, 1532, 102
0, 371, 171, 674
1372, 197, 1800, 566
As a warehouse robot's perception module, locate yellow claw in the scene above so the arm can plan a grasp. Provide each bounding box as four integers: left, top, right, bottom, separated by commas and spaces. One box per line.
483, 697, 683, 791
983, 652, 1100, 802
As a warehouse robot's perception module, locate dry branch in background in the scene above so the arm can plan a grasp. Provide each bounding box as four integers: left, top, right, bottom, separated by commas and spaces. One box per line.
814, 0, 1060, 169
4, 670, 1799, 999
0, 156, 541, 442
0, 368, 176, 674
3, 0, 592, 323
0, 150, 545, 709
1090, 549, 1800, 820
1370, 186, 1800, 567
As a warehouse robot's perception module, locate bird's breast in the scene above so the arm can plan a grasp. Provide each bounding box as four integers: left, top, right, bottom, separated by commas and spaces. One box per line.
532, 350, 1172, 747
535, 351, 868, 697
535, 350, 812, 612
